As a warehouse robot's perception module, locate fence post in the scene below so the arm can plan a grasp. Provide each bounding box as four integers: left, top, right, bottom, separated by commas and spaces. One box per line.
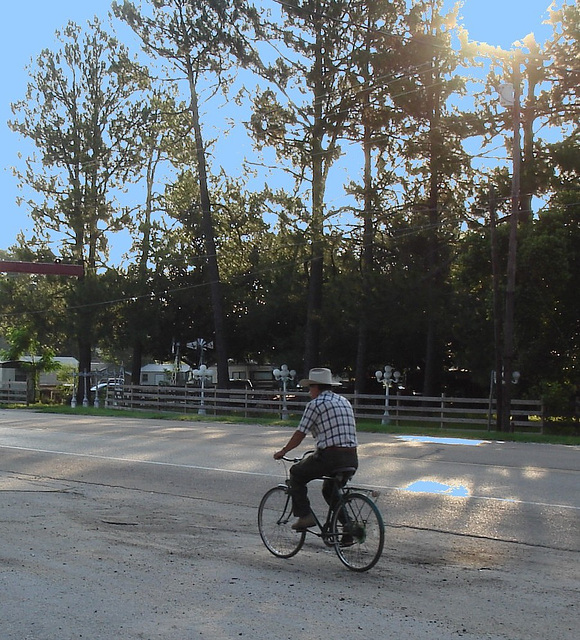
440, 393, 445, 429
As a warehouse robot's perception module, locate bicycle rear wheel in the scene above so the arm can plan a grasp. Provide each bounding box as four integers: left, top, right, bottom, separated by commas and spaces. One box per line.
258, 486, 305, 558
331, 492, 384, 572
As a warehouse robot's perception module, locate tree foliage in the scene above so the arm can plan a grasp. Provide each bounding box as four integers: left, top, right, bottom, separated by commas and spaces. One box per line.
8, 18, 152, 393
113, 0, 264, 386
1, 1, 577, 415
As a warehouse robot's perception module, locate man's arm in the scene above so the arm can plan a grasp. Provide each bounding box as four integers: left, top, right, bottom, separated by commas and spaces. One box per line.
273, 430, 306, 459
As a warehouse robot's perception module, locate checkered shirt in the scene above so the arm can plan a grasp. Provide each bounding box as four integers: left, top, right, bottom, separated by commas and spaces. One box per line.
297, 390, 358, 449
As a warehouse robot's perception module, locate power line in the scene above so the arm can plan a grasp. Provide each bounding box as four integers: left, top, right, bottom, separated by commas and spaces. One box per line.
5, 193, 578, 321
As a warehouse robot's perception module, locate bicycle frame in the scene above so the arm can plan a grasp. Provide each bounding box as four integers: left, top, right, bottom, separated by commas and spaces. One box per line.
274, 476, 380, 545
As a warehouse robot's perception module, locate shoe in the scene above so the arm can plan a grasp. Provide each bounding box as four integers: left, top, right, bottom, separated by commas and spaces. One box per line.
291, 514, 316, 530
340, 534, 356, 547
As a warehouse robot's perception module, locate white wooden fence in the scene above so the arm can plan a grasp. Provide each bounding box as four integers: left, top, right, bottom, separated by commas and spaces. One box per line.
0, 381, 545, 432
101, 384, 544, 432
0, 382, 28, 404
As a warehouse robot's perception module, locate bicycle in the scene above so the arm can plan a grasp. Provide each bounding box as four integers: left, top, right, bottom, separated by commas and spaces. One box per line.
258, 452, 385, 572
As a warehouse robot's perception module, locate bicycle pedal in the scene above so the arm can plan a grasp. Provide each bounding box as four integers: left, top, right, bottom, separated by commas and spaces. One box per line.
340, 535, 356, 547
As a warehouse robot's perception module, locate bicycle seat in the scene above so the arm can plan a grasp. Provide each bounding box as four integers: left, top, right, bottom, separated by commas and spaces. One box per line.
325, 466, 356, 483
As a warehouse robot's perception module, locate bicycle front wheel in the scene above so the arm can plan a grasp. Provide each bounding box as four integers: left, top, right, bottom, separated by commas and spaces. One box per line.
331, 492, 384, 572
258, 486, 305, 558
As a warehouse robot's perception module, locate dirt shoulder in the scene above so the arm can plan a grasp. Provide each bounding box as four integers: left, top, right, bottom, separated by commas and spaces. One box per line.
1, 471, 577, 640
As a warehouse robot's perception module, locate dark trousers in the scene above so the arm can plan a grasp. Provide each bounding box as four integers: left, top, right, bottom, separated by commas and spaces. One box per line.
287, 448, 358, 517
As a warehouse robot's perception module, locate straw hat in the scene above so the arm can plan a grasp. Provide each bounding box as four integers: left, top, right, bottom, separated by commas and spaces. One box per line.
298, 367, 341, 387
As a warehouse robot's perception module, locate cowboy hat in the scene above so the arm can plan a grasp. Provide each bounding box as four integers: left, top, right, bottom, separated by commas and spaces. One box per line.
298, 367, 341, 387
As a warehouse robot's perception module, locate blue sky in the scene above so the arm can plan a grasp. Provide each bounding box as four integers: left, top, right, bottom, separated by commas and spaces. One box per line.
0, 1, 556, 258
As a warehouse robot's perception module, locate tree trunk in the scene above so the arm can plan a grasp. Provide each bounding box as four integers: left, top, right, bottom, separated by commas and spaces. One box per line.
186, 72, 229, 388
303, 17, 326, 374
131, 341, 143, 387
501, 57, 522, 432
422, 50, 443, 398
77, 335, 92, 405
355, 106, 374, 393
131, 151, 157, 387
355, 24, 375, 395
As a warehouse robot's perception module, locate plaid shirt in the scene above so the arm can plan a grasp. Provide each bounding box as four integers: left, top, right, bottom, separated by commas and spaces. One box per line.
297, 390, 358, 449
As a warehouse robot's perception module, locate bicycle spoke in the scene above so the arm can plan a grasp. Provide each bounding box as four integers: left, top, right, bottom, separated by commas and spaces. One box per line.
331, 493, 384, 572
258, 486, 305, 558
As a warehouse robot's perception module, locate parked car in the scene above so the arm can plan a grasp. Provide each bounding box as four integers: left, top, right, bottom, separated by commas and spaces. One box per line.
90, 378, 124, 392
228, 379, 254, 391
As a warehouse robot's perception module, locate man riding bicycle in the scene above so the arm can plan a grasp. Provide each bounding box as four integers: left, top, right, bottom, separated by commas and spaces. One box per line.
273, 367, 358, 531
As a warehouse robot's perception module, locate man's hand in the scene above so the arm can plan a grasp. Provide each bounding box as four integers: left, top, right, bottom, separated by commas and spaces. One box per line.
273, 430, 305, 461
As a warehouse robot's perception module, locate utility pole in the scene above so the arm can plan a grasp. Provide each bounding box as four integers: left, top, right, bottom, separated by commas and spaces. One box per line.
500, 54, 522, 431
488, 187, 504, 431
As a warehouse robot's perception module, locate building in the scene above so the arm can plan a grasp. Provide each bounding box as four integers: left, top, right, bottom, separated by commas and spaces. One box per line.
0, 356, 79, 385
140, 363, 192, 386
138, 362, 278, 389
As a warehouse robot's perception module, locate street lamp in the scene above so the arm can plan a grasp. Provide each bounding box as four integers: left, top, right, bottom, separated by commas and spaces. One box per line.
192, 364, 212, 415
70, 370, 91, 409
82, 371, 90, 407
375, 366, 401, 425
273, 364, 296, 420
93, 380, 100, 409
70, 371, 78, 408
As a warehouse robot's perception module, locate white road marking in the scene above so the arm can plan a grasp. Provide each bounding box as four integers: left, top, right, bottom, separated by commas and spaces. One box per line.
396, 435, 490, 446
1, 443, 578, 512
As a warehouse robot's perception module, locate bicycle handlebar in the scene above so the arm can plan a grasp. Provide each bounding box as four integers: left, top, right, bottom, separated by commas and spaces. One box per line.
280, 450, 315, 463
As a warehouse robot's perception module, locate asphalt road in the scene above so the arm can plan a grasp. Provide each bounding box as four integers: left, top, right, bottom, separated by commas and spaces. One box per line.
0, 409, 578, 640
